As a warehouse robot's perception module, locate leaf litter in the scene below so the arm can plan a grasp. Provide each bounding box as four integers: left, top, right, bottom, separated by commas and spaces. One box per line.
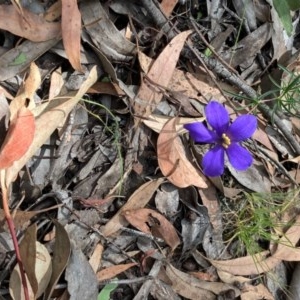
0, 1, 300, 299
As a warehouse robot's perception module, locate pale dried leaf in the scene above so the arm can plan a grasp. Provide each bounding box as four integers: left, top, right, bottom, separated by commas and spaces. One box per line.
89, 243, 104, 273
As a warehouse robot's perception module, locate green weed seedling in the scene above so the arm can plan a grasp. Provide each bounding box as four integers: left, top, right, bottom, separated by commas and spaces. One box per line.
224, 189, 300, 257
98, 281, 118, 300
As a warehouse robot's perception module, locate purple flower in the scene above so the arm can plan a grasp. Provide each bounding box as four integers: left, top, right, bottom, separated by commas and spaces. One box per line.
184, 101, 257, 177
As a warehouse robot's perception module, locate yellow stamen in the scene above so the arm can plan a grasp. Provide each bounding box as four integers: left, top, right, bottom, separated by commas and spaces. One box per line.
222, 133, 231, 149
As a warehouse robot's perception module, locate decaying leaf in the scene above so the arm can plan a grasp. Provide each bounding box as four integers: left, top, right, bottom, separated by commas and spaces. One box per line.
157, 118, 207, 188
123, 208, 180, 251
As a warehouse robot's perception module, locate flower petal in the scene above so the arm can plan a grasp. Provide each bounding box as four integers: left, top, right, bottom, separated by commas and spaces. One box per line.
205, 101, 229, 135
226, 143, 253, 171
202, 145, 225, 177
227, 115, 257, 142
184, 122, 218, 143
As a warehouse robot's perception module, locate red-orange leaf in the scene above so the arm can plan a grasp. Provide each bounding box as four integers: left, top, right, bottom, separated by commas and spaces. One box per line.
0, 107, 35, 169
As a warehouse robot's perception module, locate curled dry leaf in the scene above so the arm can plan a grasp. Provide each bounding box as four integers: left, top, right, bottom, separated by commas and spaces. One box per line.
0, 107, 35, 169
157, 117, 207, 188
123, 208, 180, 251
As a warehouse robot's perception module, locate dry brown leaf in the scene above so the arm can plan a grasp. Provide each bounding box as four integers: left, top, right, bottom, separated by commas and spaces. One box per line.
88, 82, 125, 96
210, 251, 280, 276
138, 50, 152, 73
61, 0, 82, 71
97, 263, 137, 281
135, 30, 192, 118
217, 270, 251, 285
9, 62, 41, 120
252, 127, 274, 152
5, 66, 98, 185
165, 264, 230, 299
123, 208, 180, 251
160, 0, 178, 17
272, 214, 300, 261
89, 243, 104, 273
169, 69, 226, 103
101, 178, 164, 237
44, 1, 62, 22
0, 5, 61, 42
48, 67, 64, 100
241, 283, 274, 300
143, 114, 204, 134
24, 62, 41, 103
157, 118, 207, 188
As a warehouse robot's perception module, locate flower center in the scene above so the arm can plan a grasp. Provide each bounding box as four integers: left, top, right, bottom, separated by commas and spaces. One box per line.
221, 133, 231, 149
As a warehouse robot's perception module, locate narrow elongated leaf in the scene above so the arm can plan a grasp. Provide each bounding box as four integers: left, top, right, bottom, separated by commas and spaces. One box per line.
272, 0, 293, 36
61, 0, 82, 71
